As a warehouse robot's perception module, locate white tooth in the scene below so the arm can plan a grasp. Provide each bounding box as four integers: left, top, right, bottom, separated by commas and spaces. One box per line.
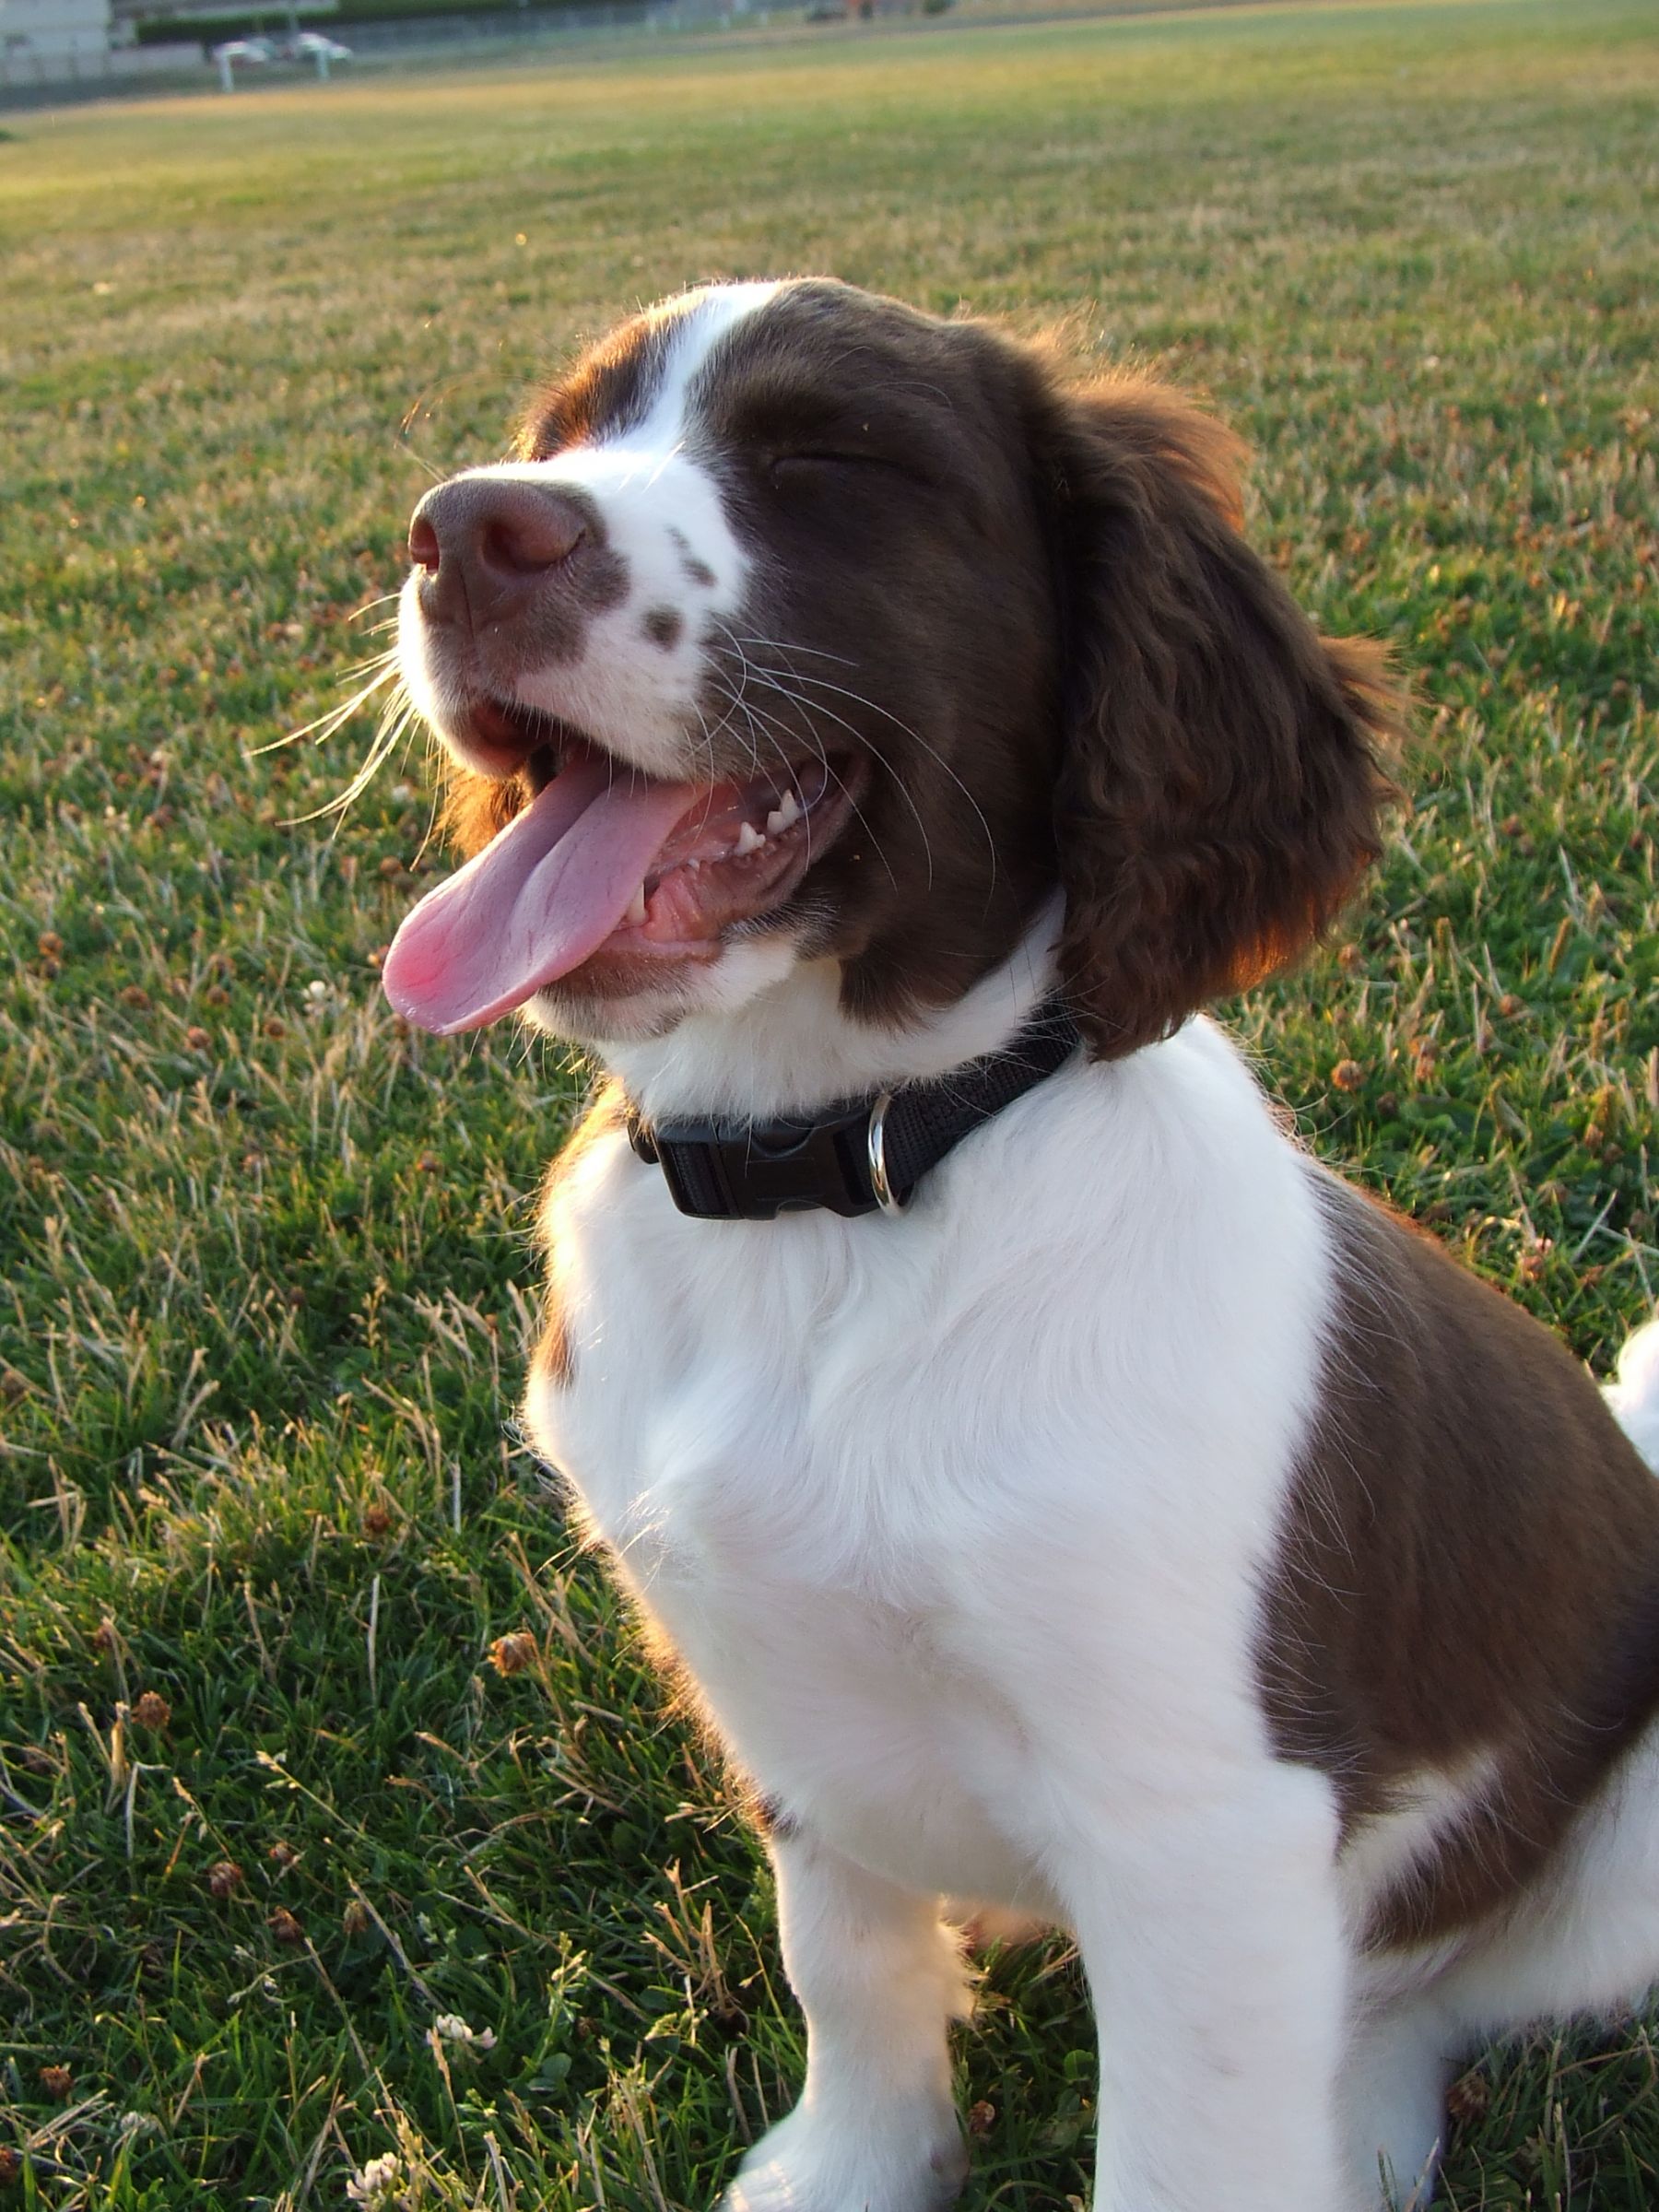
624, 884, 647, 926
774, 788, 801, 829
734, 821, 764, 857
687, 856, 700, 871
765, 808, 788, 837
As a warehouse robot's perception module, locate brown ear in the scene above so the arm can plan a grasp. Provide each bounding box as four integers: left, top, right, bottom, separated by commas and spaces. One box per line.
1030, 371, 1404, 1059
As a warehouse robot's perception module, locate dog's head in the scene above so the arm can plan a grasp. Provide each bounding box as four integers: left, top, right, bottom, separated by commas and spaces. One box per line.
386, 277, 1399, 1053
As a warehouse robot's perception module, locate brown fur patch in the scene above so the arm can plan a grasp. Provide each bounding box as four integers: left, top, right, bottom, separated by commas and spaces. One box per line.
747, 1790, 797, 1841
528, 1080, 627, 1393
519, 310, 674, 457
1023, 372, 1406, 1059
528, 1288, 574, 1395
440, 764, 524, 861
1259, 1175, 1659, 1948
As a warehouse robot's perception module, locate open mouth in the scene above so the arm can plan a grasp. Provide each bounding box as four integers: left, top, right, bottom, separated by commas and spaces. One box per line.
382, 724, 863, 1034
462, 694, 578, 778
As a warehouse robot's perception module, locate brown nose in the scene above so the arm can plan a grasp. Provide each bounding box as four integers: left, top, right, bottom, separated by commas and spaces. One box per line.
408, 477, 590, 630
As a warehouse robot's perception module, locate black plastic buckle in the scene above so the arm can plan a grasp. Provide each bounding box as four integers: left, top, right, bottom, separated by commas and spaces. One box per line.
636, 1102, 881, 1220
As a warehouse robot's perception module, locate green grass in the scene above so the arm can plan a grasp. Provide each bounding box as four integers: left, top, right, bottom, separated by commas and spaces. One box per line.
3, 0, 1658, 2202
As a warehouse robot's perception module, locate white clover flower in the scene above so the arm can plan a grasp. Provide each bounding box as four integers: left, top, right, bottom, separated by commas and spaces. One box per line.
432, 2013, 497, 2053
115, 2110, 159, 2140
347, 2150, 416, 2208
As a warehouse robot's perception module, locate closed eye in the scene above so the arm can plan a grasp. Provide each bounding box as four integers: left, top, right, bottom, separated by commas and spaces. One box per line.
767, 451, 908, 488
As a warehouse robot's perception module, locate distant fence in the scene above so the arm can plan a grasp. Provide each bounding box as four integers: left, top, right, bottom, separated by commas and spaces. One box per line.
339, 1, 653, 51
318, 0, 785, 53
0, 40, 207, 89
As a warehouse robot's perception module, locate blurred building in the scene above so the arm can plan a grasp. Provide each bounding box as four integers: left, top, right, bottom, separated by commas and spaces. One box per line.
0, 0, 214, 84
1, 0, 114, 67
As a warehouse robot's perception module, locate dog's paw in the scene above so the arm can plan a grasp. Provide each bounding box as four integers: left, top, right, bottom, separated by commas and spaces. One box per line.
718, 2102, 967, 2212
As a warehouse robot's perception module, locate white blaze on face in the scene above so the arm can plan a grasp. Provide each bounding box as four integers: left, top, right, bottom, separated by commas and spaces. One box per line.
401, 280, 782, 782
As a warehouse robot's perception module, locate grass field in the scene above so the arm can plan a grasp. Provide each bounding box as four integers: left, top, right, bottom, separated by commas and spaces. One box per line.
4, 0, 1659, 2203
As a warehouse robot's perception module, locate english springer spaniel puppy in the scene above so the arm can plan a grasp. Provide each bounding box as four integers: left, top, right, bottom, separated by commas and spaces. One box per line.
382, 278, 1659, 2212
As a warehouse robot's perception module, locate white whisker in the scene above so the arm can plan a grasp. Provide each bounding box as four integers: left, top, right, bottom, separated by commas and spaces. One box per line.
732, 636, 998, 897
253, 653, 402, 758
711, 622, 935, 894
287, 680, 417, 825
704, 653, 902, 897
349, 593, 406, 623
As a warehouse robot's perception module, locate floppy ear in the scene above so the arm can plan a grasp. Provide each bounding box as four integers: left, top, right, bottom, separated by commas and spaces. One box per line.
1028, 369, 1404, 1060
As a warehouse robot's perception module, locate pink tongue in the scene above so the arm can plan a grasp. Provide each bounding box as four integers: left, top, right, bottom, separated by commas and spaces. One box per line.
382, 752, 699, 1033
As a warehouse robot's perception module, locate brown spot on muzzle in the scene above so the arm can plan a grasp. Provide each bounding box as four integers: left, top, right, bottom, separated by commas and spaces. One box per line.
667, 527, 717, 589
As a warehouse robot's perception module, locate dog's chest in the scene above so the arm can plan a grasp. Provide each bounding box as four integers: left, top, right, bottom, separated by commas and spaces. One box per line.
519, 1048, 1328, 1905
523, 1137, 1059, 1901
535, 1125, 963, 1534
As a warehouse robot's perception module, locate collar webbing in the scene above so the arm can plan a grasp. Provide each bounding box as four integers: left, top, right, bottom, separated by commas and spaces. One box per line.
623, 995, 1082, 1221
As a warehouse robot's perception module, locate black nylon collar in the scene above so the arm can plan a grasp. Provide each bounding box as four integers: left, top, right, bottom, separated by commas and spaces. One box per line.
623, 994, 1082, 1220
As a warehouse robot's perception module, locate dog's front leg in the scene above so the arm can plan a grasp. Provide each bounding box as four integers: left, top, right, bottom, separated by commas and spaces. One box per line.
1053, 1771, 1353, 2212
722, 1824, 971, 2212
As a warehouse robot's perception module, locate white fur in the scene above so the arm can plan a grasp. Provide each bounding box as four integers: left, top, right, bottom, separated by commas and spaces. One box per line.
401, 281, 780, 782
1605, 1310, 1659, 1474
1337, 1754, 1500, 1946
517, 920, 1659, 2212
